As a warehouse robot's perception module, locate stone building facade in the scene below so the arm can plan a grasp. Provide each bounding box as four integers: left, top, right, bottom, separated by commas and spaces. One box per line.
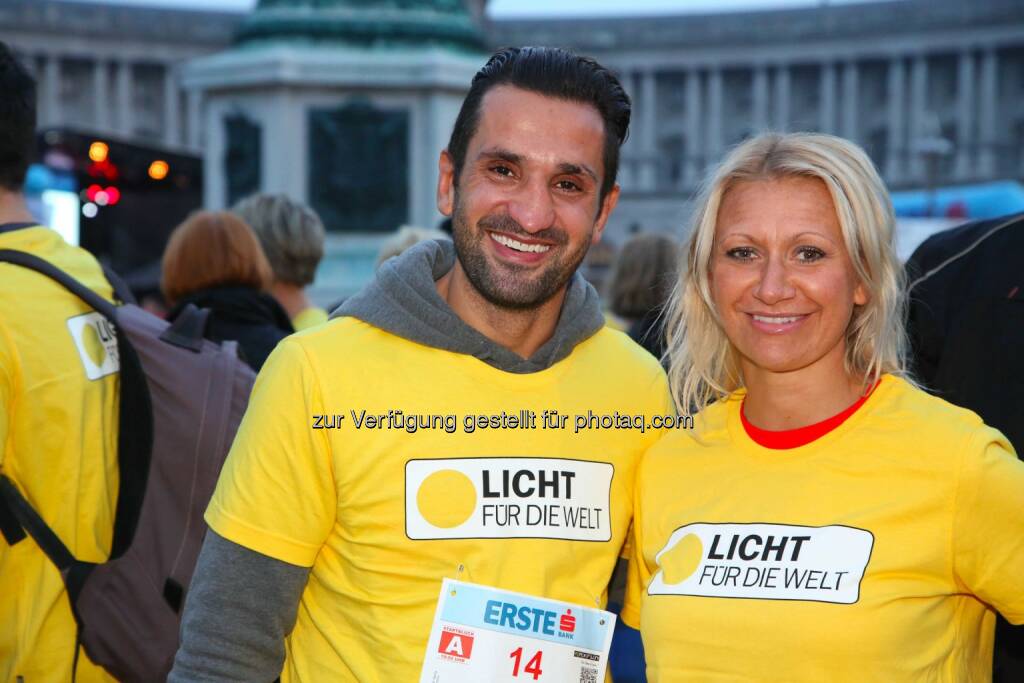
2, 0, 1023, 239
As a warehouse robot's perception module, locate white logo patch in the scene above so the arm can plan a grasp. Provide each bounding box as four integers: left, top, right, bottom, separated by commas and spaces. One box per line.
648, 522, 874, 604
405, 457, 613, 541
67, 311, 119, 380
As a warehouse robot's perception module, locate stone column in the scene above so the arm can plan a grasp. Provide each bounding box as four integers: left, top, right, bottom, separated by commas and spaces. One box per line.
164, 64, 180, 147
885, 56, 905, 181
909, 54, 928, 180
640, 69, 658, 191
685, 67, 702, 186
977, 48, 997, 177
955, 50, 975, 180
186, 89, 203, 150
116, 60, 134, 139
752, 65, 768, 132
841, 59, 858, 141
773, 64, 791, 132
43, 54, 61, 127
819, 61, 836, 133
93, 59, 109, 132
707, 66, 724, 170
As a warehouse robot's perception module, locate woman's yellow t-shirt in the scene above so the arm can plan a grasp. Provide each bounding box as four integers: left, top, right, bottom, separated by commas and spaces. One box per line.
624, 375, 1024, 682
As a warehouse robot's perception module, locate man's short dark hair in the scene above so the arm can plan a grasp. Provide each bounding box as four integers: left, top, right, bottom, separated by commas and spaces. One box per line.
0, 42, 36, 192
447, 46, 630, 202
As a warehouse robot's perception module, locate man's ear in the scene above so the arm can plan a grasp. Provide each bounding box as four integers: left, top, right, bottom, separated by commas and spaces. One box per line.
437, 150, 456, 217
591, 183, 620, 245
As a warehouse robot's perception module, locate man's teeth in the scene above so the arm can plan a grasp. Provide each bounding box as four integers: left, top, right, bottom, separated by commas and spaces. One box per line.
753, 315, 802, 324
491, 233, 551, 253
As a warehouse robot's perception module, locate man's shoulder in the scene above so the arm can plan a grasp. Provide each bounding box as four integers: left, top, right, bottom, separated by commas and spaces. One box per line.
0, 225, 113, 303
575, 325, 665, 373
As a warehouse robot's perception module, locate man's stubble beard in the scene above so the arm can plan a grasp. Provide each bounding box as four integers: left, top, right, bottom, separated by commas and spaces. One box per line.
450, 191, 594, 311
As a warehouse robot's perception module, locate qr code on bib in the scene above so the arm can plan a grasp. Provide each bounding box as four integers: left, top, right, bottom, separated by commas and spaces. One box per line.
580, 668, 598, 683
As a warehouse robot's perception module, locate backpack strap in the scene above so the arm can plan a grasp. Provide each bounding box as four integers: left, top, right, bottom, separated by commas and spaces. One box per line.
0, 249, 154, 564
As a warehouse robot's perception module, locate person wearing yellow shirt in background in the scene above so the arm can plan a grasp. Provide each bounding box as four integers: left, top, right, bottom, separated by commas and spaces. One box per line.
623, 132, 1024, 681
170, 46, 670, 682
0, 43, 119, 682
232, 192, 329, 331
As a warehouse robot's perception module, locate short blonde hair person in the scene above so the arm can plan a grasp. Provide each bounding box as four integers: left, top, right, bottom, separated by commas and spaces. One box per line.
376, 225, 449, 268
664, 132, 910, 414
232, 193, 325, 287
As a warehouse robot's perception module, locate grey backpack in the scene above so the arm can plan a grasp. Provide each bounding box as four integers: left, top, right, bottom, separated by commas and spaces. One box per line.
0, 248, 256, 681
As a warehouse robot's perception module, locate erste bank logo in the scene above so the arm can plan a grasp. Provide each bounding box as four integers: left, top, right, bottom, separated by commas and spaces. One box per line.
67, 312, 119, 380
482, 599, 578, 641
405, 458, 613, 541
649, 522, 874, 604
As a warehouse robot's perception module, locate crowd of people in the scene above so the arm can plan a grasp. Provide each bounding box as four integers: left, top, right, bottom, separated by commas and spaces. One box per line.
1, 39, 1022, 683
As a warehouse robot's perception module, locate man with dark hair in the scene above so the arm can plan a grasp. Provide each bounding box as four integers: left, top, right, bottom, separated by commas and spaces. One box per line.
0, 42, 121, 681
172, 46, 669, 681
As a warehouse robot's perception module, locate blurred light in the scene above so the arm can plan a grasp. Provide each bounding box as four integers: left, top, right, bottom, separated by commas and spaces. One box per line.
86, 184, 102, 201
148, 159, 169, 180
42, 190, 80, 246
105, 186, 121, 206
82, 202, 98, 218
95, 190, 109, 206
88, 141, 109, 163
87, 160, 119, 181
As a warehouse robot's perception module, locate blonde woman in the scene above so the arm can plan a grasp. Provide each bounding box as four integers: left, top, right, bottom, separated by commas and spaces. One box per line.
622, 133, 1024, 681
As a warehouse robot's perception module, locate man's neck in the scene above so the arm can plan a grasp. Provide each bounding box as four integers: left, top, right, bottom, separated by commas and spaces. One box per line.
269, 281, 312, 320
437, 260, 567, 360
0, 189, 36, 226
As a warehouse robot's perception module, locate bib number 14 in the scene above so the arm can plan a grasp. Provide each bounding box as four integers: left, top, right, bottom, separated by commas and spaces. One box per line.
509, 647, 543, 680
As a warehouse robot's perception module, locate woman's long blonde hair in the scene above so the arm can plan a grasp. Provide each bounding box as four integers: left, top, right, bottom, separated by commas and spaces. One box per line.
664, 132, 910, 415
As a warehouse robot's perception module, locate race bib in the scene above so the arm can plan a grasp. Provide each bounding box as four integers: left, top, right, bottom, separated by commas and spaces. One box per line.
420, 579, 614, 683
406, 458, 613, 541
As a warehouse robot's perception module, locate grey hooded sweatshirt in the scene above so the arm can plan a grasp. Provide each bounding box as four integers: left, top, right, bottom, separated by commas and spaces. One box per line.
170, 239, 607, 682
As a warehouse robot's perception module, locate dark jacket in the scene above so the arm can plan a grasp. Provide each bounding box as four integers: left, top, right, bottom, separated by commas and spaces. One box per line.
168, 286, 294, 372
906, 212, 1024, 683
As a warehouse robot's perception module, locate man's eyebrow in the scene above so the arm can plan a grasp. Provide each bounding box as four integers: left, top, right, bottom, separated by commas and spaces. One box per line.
477, 147, 523, 166
557, 162, 598, 184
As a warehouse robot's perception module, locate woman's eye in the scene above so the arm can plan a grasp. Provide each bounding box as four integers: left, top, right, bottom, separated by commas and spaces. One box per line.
796, 246, 826, 262
726, 247, 756, 260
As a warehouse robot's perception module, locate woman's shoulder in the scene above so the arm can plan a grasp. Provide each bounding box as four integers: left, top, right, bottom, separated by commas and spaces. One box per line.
869, 374, 1010, 460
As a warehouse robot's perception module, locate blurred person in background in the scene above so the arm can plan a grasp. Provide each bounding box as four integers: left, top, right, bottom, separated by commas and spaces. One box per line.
162, 210, 293, 371
0, 43, 120, 682
375, 224, 449, 268
624, 132, 1024, 682
606, 232, 679, 360
906, 212, 1024, 682
232, 193, 328, 331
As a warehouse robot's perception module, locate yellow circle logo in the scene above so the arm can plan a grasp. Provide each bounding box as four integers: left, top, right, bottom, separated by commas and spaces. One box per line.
83, 324, 107, 367
417, 470, 477, 529
660, 533, 703, 585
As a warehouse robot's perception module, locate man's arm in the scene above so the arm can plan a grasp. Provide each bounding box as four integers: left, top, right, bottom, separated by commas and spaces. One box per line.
169, 531, 310, 683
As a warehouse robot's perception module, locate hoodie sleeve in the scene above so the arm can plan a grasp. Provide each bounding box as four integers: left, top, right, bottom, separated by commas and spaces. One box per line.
170, 531, 309, 682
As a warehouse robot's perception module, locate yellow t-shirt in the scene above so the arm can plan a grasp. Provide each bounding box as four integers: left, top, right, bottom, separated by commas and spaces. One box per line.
291, 305, 328, 331
623, 374, 1024, 682
206, 317, 670, 682
0, 226, 119, 682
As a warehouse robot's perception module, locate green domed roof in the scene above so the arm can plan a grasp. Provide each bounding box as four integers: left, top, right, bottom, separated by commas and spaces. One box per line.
236, 0, 486, 52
